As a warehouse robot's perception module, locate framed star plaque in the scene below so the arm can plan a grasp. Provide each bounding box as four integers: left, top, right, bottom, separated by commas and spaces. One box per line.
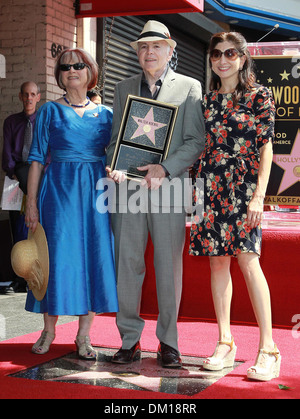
110, 95, 178, 180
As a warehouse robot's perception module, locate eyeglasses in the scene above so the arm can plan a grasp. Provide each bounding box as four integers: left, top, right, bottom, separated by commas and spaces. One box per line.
209, 48, 243, 62
59, 63, 88, 71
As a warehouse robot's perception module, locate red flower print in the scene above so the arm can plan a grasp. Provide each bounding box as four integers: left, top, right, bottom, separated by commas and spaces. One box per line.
191, 87, 269, 257
216, 154, 222, 162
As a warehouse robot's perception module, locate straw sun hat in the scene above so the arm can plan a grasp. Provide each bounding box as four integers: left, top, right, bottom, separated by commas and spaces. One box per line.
130, 20, 177, 51
11, 223, 49, 301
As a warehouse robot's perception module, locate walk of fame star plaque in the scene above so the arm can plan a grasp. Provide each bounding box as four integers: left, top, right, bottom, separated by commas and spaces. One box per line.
111, 95, 178, 179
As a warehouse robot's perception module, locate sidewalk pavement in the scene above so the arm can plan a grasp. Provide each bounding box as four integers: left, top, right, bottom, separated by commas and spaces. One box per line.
0, 292, 75, 342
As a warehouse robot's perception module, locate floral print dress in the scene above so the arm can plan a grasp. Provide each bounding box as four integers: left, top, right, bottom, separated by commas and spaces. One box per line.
189, 85, 275, 257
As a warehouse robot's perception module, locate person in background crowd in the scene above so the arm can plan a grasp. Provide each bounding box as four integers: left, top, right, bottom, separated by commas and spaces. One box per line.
25, 48, 118, 358
87, 89, 102, 104
106, 20, 205, 369
2, 82, 41, 293
189, 31, 280, 382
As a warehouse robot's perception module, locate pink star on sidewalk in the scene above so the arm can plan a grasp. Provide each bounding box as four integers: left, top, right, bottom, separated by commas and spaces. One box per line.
131, 107, 167, 146
274, 129, 300, 194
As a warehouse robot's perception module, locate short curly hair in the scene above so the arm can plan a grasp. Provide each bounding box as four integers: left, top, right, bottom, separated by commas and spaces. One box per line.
54, 48, 99, 91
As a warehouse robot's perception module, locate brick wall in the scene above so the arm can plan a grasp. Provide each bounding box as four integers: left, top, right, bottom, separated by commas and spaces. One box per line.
45, 0, 78, 101
0, 0, 77, 206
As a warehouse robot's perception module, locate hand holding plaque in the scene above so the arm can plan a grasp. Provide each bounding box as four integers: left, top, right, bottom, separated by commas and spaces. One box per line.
110, 95, 178, 180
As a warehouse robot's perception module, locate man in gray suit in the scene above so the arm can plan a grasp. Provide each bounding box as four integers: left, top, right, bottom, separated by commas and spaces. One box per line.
106, 20, 205, 368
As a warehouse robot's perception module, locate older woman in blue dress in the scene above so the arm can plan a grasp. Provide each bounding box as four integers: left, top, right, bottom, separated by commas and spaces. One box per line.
25, 48, 118, 359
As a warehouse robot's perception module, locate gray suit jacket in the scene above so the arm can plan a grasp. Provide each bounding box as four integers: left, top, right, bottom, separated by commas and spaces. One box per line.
107, 68, 205, 179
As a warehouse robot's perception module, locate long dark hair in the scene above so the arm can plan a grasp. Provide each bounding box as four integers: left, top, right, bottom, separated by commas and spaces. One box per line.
209, 32, 256, 106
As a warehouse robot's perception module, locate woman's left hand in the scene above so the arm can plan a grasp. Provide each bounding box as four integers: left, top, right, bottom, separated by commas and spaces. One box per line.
25, 198, 40, 232
246, 195, 264, 229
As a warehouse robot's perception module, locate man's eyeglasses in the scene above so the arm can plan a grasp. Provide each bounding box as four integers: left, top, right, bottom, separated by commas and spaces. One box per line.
209, 48, 243, 62
59, 63, 88, 71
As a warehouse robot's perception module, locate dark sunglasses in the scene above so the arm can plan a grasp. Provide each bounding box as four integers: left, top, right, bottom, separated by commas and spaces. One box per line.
59, 63, 88, 71
210, 48, 243, 62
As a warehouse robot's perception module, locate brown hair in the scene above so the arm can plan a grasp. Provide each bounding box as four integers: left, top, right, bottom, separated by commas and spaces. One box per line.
54, 48, 99, 91
209, 32, 256, 106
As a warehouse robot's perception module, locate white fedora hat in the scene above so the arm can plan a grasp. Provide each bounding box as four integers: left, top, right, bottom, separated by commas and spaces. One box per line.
130, 20, 177, 51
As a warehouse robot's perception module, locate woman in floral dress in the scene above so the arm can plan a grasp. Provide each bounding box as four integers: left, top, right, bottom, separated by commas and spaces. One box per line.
189, 32, 281, 381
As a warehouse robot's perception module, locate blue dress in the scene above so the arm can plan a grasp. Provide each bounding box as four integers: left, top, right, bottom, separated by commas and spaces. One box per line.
25, 102, 119, 315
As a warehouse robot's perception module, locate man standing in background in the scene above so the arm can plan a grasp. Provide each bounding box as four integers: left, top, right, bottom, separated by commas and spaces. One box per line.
1, 81, 41, 293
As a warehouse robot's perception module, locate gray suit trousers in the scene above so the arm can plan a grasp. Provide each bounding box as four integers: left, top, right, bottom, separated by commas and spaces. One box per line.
112, 208, 186, 351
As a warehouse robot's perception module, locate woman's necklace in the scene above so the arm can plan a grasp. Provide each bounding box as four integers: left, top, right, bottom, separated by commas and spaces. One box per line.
63, 95, 90, 108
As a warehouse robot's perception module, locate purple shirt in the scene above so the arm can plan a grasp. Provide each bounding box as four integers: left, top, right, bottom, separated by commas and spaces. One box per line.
2, 111, 37, 179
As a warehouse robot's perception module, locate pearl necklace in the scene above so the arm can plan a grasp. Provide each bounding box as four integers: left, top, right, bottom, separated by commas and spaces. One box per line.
63, 95, 90, 108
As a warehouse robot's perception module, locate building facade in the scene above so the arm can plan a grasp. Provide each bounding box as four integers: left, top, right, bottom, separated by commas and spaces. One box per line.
0, 0, 224, 192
